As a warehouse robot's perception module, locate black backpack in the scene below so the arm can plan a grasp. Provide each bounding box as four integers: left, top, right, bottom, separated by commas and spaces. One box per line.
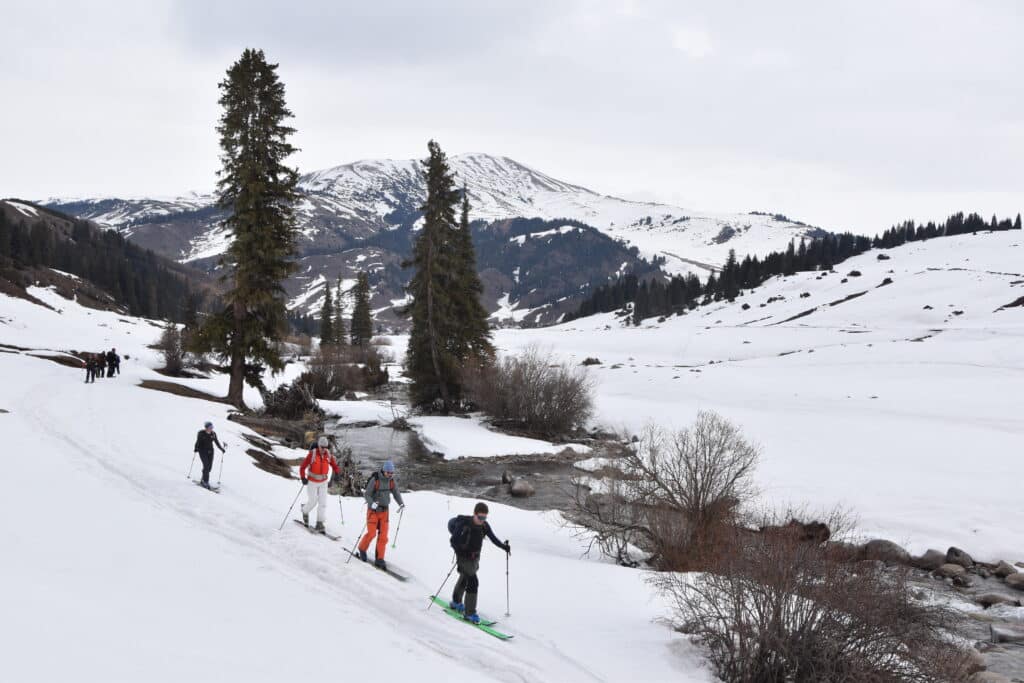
448, 515, 470, 551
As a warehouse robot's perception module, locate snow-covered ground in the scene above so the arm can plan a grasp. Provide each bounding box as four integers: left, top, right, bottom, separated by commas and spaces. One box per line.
0, 284, 710, 682
493, 231, 1024, 562
409, 415, 589, 460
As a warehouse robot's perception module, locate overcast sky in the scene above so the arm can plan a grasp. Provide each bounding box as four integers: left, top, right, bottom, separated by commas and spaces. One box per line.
1, 0, 1021, 233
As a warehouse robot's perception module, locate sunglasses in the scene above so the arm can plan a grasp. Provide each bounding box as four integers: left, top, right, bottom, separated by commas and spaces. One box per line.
383, 471, 393, 476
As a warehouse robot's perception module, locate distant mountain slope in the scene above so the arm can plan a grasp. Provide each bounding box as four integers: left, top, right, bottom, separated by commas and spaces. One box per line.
44, 153, 826, 327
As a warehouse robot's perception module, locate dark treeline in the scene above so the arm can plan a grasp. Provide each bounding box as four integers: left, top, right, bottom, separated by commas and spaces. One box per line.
0, 204, 196, 321
569, 211, 1022, 325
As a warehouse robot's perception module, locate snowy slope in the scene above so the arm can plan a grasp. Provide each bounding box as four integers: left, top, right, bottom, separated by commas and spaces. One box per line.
493, 231, 1024, 561
0, 285, 712, 682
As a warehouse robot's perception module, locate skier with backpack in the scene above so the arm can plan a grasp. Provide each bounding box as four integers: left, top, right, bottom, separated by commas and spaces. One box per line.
193, 421, 226, 489
447, 502, 511, 624
299, 436, 339, 532
356, 460, 404, 569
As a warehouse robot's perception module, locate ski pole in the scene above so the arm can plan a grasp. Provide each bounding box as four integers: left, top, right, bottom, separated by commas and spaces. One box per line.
505, 544, 511, 617
186, 452, 197, 480
338, 492, 345, 525
391, 506, 405, 549
277, 482, 304, 531
216, 446, 227, 487
345, 507, 368, 564
427, 556, 458, 611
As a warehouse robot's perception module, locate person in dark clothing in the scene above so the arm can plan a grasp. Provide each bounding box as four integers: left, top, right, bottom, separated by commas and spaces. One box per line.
84, 354, 95, 383
95, 352, 106, 379
193, 421, 225, 489
106, 349, 119, 377
447, 502, 510, 623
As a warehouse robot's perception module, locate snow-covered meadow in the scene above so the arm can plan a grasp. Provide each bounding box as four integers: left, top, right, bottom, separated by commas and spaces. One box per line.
494, 231, 1024, 561
0, 285, 710, 682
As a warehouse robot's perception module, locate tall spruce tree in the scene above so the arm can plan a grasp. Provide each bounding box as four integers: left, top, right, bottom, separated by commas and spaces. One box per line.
350, 272, 373, 346
404, 140, 460, 409
319, 285, 335, 346
334, 277, 348, 345
449, 187, 493, 360
190, 48, 299, 408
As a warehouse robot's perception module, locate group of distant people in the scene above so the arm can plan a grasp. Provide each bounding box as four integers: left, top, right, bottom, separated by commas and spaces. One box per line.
84, 348, 120, 383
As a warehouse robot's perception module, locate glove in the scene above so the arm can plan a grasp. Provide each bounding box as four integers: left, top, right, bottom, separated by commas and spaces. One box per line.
504, 540, 511, 554
301, 477, 308, 485
370, 502, 379, 511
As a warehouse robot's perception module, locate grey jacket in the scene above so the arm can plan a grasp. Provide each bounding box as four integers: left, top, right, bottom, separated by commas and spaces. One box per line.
364, 470, 404, 510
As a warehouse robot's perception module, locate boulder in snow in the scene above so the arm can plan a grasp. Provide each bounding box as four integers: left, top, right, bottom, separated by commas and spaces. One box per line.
1004, 573, 1024, 591
509, 477, 535, 497
946, 547, 974, 568
974, 593, 1021, 608
912, 549, 946, 571
934, 563, 967, 579
994, 560, 1018, 578
863, 539, 911, 565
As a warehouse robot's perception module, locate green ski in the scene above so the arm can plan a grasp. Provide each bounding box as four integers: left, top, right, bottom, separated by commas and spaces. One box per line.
429, 597, 511, 639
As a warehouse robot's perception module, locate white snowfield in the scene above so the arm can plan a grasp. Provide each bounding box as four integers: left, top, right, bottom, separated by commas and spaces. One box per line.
0, 286, 710, 682
495, 230, 1024, 562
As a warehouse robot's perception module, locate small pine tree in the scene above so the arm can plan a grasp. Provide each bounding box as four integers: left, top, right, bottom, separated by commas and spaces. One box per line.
334, 277, 348, 345
319, 284, 335, 346
1015, 213, 1022, 231
449, 187, 494, 361
350, 272, 373, 346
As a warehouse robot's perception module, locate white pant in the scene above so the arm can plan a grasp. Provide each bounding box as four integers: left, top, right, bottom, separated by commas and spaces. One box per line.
301, 480, 329, 523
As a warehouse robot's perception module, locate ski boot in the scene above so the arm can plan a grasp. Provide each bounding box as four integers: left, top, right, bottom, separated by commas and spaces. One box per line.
302, 512, 309, 527
464, 613, 481, 624
374, 558, 387, 570
315, 521, 325, 533
356, 550, 368, 562
201, 480, 211, 490
448, 601, 465, 613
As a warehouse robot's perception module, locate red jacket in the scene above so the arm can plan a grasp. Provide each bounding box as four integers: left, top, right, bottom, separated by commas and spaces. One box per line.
300, 448, 339, 483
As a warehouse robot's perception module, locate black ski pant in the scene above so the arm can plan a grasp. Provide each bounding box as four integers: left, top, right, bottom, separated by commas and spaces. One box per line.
452, 555, 480, 615
85, 367, 94, 383
198, 450, 214, 484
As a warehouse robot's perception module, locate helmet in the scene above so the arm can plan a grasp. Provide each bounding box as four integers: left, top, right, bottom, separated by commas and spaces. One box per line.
318, 436, 329, 448
204, 422, 213, 429
382, 460, 395, 473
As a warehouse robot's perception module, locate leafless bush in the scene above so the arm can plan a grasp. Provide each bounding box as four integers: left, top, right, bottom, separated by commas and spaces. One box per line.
371, 336, 393, 347
651, 510, 971, 683
300, 345, 390, 399
463, 346, 594, 437
260, 381, 322, 420
572, 412, 759, 569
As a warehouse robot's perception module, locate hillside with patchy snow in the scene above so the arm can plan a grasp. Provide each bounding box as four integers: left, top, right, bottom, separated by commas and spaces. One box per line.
42, 154, 824, 326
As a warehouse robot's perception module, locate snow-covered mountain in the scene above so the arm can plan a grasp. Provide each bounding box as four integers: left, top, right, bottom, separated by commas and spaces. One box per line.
44, 153, 827, 326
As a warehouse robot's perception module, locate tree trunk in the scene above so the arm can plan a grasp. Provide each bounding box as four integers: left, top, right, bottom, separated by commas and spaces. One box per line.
227, 299, 247, 409
425, 235, 450, 412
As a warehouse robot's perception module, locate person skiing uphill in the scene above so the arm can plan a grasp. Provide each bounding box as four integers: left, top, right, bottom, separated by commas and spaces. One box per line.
357, 460, 404, 569
448, 502, 510, 624
193, 421, 225, 489
299, 436, 339, 532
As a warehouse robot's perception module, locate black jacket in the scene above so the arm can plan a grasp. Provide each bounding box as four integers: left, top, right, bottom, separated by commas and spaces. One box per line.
194, 430, 224, 455
449, 515, 504, 559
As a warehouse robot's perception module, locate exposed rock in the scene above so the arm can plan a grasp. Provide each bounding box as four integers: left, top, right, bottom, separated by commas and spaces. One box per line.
509, 477, 535, 497
947, 547, 974, 568
1004, 573, 1024, 591
990, 625, 1024, 644
912, 548, 947, 570
877, 253, 891, 261
965, 648, 986, 675
863, 539, 911, 565
477, 476, 502, 487
1017, 561, 1024, 569
974, 593, 1021, 608
953, 573, 974, 588
977, 566, 991, 579
500, 470, 512, 484
934, 563, 967, 579
969, 672, 1010, 683
994, 561, 1018, 578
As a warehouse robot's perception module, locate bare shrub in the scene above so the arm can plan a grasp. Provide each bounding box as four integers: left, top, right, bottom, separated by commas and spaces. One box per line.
370, 336, 393, 347
572, 412, 759, 569
463, 346, 593, 437
260, 381, 322, 420
301, 345, 390, 399
651, 510, 971, 683
157, 322, 184, 375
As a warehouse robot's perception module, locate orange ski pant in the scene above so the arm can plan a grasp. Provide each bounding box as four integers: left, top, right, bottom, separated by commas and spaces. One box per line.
358, 509, 390, 559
